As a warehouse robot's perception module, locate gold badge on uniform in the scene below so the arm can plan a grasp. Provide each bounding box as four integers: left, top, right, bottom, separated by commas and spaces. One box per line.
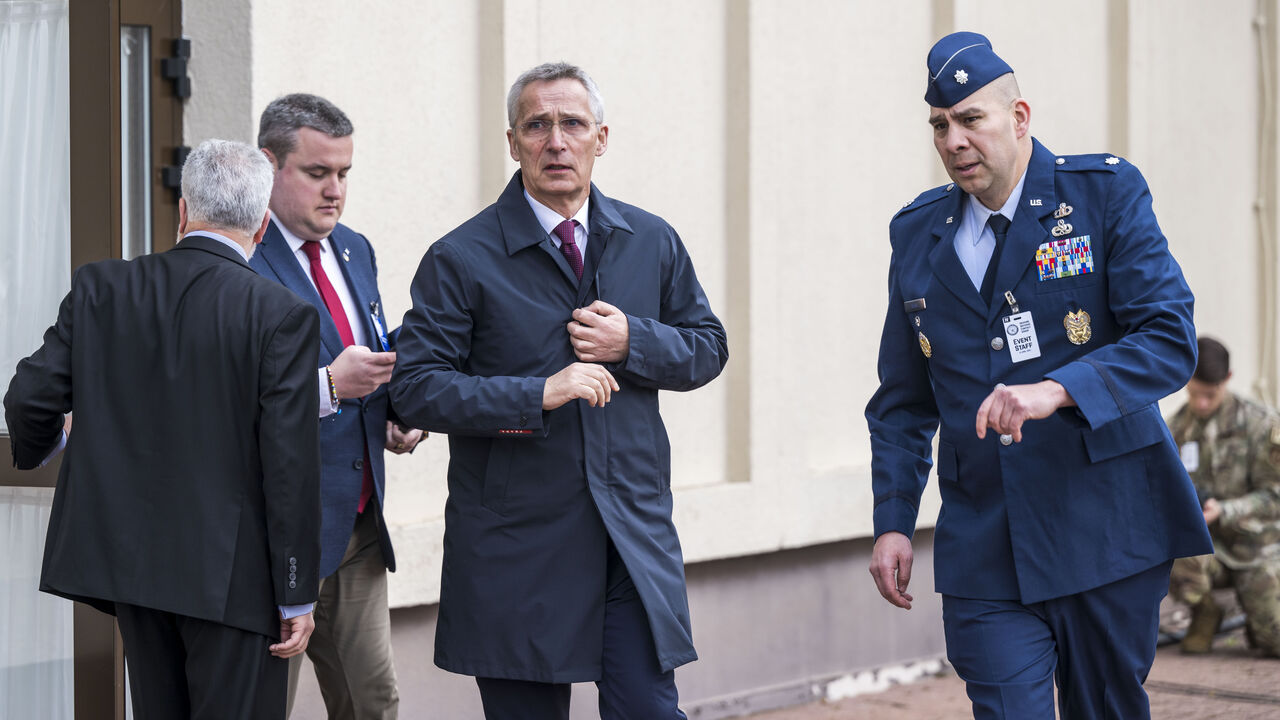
1063, 309, 1092, 345
918, 332, 932, 358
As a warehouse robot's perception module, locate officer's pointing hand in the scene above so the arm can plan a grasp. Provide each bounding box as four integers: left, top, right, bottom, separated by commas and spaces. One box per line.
975, 380, 1075, 443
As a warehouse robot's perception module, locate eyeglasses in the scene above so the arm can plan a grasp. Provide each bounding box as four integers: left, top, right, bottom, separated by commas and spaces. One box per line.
514, 117, 595, 139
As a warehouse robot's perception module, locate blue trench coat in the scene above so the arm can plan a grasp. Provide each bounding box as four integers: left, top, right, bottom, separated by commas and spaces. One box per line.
389, 172, 728, 683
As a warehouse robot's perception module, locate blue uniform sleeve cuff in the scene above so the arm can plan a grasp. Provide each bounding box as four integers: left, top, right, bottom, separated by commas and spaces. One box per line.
873, 496, 920, 540
1046, 361, 1121, 430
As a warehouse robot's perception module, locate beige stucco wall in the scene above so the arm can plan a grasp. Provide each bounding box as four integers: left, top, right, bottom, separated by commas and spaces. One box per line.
184, 0, 1280, 608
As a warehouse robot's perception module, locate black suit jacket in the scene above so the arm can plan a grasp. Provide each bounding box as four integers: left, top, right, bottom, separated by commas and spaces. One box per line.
4, 234, 323, 639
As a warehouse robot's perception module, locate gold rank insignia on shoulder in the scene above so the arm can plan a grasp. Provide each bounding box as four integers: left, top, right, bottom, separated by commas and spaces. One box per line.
1064, 309, 1092, 345
918, 331, 932, 358
1052, 218, 1073, 237
1054, 203, 1073, 219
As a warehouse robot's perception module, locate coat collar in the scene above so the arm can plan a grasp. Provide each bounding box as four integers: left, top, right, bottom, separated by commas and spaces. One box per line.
494, 171, 634, 258
173, 233, 253, 270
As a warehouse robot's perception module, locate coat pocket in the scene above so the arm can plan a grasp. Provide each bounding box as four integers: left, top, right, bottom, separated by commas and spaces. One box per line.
1081, 405, 1165, 463
482, 440, 513, 514
936, 441, 958, 482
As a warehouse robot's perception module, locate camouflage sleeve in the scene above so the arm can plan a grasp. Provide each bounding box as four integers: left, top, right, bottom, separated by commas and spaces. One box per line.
1219, 417, 1280, 526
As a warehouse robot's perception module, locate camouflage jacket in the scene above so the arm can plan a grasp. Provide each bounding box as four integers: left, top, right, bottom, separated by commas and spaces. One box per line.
1168, 392, 1280, 567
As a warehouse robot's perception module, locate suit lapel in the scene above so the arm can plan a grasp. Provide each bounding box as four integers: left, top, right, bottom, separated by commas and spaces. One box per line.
257, 220, 345, 358
327, 230, 378, 349
987, 140, 1058, 322
928, 190, 987, 317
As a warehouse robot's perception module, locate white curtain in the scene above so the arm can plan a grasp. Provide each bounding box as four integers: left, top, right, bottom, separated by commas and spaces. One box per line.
0, 486, 73, 719
0, 0, 71, 433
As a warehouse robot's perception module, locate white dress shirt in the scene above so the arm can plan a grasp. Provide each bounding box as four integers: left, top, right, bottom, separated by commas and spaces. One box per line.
524, 190, 591, 257
954, 170, 1028, 291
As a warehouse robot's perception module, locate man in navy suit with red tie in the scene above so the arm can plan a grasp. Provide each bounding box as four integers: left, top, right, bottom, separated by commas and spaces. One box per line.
251, 93, 422, 720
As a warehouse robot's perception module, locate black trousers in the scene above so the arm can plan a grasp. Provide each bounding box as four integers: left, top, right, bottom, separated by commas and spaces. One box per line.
475, 542, 687, 720
115, 602, 288, 720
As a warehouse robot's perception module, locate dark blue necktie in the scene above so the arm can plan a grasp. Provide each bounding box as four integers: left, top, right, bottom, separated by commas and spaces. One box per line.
980, 214, 1010, 303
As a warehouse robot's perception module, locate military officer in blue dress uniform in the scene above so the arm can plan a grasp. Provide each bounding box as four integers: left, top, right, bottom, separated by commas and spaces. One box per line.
865, 32, 1213, 719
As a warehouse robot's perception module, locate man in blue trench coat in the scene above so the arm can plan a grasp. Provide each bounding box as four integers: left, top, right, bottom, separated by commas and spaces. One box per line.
865, 33, 1213, 719
389, 62, 728, 719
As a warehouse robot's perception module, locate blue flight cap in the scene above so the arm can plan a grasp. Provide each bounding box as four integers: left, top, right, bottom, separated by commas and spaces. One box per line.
924, 31, 1013, 107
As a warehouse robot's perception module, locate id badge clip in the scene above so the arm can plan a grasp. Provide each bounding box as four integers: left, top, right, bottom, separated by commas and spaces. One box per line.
370, 301, 391, 352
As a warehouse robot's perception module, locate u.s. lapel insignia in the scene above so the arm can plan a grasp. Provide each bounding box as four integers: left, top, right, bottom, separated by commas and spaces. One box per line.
1053, 203, 1073, 219
1064, 309, 1092, 345
918, 332, 932, 358
1029, 198, 1043, 207
1051, 218, 1074, 237
342, 247, 351, 262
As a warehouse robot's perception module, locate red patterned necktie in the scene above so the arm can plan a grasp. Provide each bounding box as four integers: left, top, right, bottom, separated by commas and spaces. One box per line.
553, 219, 583, 280
301, 240, 374, 513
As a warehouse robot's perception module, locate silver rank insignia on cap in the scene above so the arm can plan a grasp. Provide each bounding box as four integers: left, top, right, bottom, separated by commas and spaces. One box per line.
1064, 309, 1092, 345
954, 69, 969, 84
1051, 218, 1074, 237
1053, 203, 1073, 219
918, 332, 932, 358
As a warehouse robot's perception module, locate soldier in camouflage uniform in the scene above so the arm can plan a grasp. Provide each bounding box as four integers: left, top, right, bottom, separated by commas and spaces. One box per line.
1167, 336, 1280, 656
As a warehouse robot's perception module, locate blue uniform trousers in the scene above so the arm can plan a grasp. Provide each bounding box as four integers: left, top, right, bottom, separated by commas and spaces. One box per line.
475, 541, 686, 720
943, 560, 1172, 719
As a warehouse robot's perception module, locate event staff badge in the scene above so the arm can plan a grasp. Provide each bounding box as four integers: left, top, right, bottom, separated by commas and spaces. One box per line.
918, 332, 932, 358
1001, 291, 1041, 363
1064, 309, 1092, 345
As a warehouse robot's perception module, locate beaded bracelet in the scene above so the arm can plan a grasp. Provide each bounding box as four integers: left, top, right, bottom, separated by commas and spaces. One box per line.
326, 365, 341, 414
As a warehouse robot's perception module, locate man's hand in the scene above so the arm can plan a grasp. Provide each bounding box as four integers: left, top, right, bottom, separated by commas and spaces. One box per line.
870, 532, 915, 610
386, 421, 425, 454
329, 346, 396, 400
543, 362, 619, 410
975, 380, 1074, 443
1202, 497, 1222, 525
568, 301, 629, 363
269, 611, 315, 659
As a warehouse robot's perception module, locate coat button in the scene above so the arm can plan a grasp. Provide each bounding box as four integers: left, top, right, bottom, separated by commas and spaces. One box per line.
991, 337, 1005, 351
289, 572, 296, 581
519, 415, 528, 427
353, 459, 364, 470
289, 581, 297, 589
289, 557, 296, 564
1000, 434, 1013, 446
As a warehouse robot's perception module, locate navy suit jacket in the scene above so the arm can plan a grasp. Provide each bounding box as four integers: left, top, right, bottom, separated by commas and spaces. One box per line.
390, 172, 728, 682
251, 219, 396, 579
866, 139, 1212, 604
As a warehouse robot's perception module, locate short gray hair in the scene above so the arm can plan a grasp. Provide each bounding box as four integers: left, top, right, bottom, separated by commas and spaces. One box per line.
181, 139, 274, 235
257, 93, 354, 166
506, 62, 604, 128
